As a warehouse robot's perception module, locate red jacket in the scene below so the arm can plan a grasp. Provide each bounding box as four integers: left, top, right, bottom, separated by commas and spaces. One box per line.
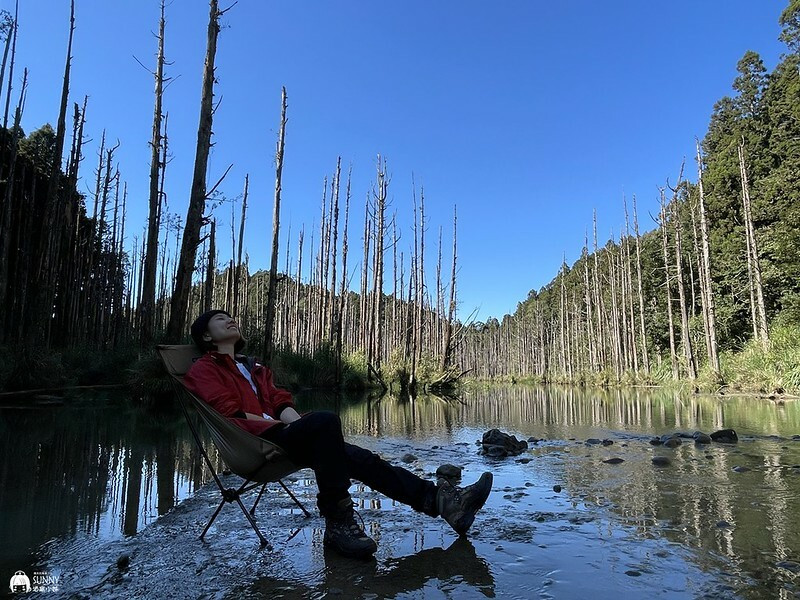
184, 352, 295, 436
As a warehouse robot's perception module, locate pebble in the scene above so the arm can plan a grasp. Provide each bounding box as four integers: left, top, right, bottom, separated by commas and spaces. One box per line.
716, 521, 732, 528
732, 466, 750, 473
586, 438, 602, 445
401, 453, 417, 463
517, 457, 532, 464
553, 485, 562, 493
602, 439, 614, 446
651, 456, 671, 467
625, 570, 642, 577
663, 438, 682, 448
603, 458, 625, 464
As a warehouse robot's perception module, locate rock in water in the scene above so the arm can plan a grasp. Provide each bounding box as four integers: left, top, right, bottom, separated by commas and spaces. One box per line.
553, 485, 562, 493
693, 431, 712, 444
401, 453, 418, 463
710, 429, 738, 444
603, 457, 625, 464
651, 456, 671, 467
436, 464, 462, 480
481, 429, 529, 457
663, 437, 682, 448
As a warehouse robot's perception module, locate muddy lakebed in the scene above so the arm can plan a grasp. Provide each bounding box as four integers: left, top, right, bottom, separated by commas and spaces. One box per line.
2, 385, 800, 599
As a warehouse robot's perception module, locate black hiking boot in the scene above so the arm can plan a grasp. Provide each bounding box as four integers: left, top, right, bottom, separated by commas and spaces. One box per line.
436, 472, 493, 536
323, 498, 377, 559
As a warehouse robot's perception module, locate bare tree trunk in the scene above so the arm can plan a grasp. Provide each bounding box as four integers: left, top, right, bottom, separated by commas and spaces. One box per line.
670, 171, 697, 380
0, 3, 16, 106
336, 167, 351, 380
695, 141, 720, 376
737, 139, 769, 351
371, 157, 388, 374
232, 174, 248, 316
0, 67, 26, 342
166, 0, 223, 342
140, 0, 167, 345
262, 87, 288, 363
35, 0, 74, 347
632, 195, 650, 374
660, 189, 679, 380
440, 205, 458, 371
1, 0, 18, 130
592, 211, 605, 371
203, 220, 215, 313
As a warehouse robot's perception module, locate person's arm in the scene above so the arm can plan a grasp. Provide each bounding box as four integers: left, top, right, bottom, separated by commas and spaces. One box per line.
259, 366, 297, 419
242, 411, 275, 422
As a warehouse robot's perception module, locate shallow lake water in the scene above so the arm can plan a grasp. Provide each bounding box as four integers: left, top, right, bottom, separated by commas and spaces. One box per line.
1, 385, 799, 598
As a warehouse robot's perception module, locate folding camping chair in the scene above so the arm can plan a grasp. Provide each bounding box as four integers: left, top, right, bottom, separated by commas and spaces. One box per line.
156, 344, 311, 548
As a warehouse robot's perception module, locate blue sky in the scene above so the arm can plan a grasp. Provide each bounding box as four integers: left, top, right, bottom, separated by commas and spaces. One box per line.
8, 0, 790, 321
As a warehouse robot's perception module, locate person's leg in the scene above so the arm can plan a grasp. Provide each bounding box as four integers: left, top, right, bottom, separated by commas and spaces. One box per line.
342, 442, 438, 516
259, 411, 352, 516
260, 411, 377, 558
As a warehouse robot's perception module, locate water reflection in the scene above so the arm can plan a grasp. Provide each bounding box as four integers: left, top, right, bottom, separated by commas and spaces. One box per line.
0, 391, 224, 579
1, 385, 798, 599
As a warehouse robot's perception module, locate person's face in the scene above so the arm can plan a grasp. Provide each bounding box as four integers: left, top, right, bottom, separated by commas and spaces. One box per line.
203, 313, 242, 347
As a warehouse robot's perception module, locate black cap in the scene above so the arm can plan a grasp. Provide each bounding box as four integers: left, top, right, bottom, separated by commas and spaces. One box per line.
190, 309, 245, 353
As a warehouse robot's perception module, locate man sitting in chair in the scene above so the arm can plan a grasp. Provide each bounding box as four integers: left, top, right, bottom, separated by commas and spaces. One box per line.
184, 309, 493, 559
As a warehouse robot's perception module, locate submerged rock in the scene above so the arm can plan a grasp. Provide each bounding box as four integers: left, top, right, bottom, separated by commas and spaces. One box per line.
553, 485, 562, 493
731, 466, 750, 473
710, 429, 738, 444
481, 429, 528, 458
586, 438, 603, 445
401, 453, 418, 463
602, 439, 614, 446
693, 432, 712, 444
651, 456, 671, 467
603, 458, 625, 464
663, 437, 682, 449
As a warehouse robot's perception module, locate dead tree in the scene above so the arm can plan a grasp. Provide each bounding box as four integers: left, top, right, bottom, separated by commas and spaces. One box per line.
166, 0, 224, 342
695, 141, 720, 376
262, 87, 288, 363
670, 167, 697, 380
660, 188, 679, 380
140, 0, 168, 345
632, 196, 650, 374
737, 139, 769, 351
232, 174, 248, 316
440, 205, 458, 371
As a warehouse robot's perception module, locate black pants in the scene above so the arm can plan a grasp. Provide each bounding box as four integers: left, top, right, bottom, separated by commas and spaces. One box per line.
260, 411, 438, 518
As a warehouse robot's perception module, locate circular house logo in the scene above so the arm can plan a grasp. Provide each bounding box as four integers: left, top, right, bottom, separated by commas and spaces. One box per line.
9, 570, 31, 594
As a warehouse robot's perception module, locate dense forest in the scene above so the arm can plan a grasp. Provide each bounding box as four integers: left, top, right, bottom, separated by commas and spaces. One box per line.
459, 2, 800, 392
0, 1, 798, 394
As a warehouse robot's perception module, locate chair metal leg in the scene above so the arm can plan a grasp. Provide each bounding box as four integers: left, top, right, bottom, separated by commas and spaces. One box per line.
200, 497, 227, 540
234, 495, 270, 547
278, 479, 312, 518
250, 483, 268, 516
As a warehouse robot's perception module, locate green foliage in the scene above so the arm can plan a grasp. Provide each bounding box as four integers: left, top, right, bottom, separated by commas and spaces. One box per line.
720, 323, 800, 393
779, 0, 800, 51
17, 124, 57, 174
